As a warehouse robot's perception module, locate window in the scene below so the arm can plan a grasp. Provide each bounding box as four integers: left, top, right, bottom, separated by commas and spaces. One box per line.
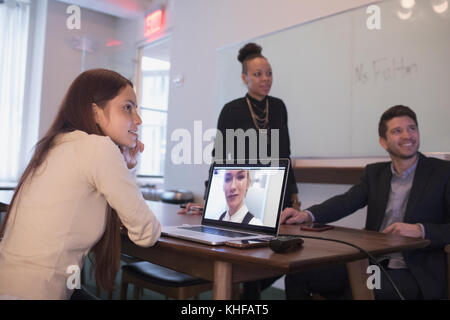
0, 0, 30, 183
137, 39, 171, 178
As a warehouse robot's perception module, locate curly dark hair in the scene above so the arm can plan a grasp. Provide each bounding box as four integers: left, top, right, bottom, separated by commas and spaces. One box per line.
237, 42, 266, 74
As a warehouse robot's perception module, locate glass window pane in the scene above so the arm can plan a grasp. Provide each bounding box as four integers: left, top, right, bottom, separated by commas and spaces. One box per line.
138, 110, 167, 176
0, 2, 30, 182
141, 72, 170, 111
138, 42, 170, 178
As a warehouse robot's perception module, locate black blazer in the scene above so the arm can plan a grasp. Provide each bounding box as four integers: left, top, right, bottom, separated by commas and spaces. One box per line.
308, 153, 450, 299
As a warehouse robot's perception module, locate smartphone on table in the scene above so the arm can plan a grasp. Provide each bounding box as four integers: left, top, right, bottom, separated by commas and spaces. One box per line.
225, 238, 270, 249
300, 223, 334, 232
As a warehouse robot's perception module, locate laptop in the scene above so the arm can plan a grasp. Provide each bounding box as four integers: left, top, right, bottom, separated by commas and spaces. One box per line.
162, 159, 290, 245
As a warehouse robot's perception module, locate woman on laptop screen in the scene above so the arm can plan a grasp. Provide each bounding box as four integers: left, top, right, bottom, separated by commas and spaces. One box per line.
219, 170, 263, 226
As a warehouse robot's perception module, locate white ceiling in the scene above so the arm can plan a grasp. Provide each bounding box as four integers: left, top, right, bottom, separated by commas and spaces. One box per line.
56, 0, 154, 19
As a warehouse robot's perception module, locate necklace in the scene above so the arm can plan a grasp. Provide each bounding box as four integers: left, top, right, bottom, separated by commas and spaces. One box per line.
246, 97, 269, 129
246, 96, 271, 145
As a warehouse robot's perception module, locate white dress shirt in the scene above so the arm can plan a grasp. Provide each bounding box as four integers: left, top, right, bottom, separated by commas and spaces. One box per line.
222, 204, 263, 226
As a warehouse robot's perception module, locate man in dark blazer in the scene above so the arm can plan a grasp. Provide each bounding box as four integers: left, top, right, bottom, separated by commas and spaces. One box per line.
281, 105, 450, 300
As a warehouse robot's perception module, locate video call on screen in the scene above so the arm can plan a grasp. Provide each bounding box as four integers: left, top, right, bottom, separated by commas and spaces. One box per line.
204, 167, 285, 228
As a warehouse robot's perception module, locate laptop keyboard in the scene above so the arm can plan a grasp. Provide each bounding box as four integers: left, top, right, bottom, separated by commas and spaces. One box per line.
179, 226, 254, 238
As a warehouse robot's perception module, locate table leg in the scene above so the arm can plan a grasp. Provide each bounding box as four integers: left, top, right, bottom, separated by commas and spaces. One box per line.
213, 261, 232, 300
346, 258, 375, 300
445, 245, 450, 299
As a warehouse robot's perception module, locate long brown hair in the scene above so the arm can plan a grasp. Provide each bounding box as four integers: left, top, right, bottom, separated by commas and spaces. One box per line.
0, 68, 133, 292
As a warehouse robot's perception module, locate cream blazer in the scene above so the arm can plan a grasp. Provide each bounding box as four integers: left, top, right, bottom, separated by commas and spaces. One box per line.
0, 131, 161, 299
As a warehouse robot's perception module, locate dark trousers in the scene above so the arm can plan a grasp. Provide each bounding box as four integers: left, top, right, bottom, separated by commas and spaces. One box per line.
285, 262, 422, 300
242, 277, 279, 300
242, 197, 294, 300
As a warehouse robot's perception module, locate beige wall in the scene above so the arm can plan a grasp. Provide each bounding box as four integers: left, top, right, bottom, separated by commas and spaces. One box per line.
39, 0, 118, 138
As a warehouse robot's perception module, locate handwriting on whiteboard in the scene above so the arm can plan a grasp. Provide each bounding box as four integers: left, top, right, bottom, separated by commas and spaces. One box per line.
355, 57, 418, 85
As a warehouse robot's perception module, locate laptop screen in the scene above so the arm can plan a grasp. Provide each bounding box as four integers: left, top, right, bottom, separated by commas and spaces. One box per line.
202, 160, 289, 235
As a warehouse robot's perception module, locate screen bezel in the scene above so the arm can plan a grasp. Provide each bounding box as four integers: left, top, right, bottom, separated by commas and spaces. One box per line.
201, 158, 290, 236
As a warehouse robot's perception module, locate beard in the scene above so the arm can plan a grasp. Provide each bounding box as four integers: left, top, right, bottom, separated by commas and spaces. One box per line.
386, 144, 419, 160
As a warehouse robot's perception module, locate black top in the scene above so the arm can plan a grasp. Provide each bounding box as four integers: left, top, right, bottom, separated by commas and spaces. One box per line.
219, 211, 255, 225
211, 94, 298, 208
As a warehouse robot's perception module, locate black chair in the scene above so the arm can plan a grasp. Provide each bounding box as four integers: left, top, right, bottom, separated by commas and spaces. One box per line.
119, 191, 211, 300
92, 253, 140, 299
0, 203, 9, 233
120, 261, 212, 300
0, 202, 8, 212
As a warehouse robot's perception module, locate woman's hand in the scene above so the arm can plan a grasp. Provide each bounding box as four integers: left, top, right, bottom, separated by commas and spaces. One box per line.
121, 140, 144, 169
178, 202, 204, 215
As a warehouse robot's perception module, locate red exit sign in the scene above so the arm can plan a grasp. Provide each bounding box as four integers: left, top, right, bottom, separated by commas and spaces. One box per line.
144, 9, 164, 37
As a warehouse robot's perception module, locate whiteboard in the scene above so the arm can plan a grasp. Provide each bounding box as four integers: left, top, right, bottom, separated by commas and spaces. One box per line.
216, 0, 450, 157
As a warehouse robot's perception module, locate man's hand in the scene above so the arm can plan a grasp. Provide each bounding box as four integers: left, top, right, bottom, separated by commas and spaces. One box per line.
121, 140, 144, 169
291, 193, 301, 211
280, 208, 312, 225
381, 222, 423, 238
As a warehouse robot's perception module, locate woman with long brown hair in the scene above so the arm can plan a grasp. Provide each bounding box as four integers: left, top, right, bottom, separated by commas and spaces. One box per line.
0, 69, 161, 299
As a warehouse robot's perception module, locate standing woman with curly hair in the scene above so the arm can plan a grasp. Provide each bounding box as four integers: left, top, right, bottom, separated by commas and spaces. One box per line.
0, 69, 161, 299
180, 43, 300, 299
182, 43, 299, 212
214, 42, 299, 210
217, 43, 300, 299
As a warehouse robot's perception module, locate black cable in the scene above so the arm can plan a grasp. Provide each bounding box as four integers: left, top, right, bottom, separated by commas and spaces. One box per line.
280, 234, 406, 300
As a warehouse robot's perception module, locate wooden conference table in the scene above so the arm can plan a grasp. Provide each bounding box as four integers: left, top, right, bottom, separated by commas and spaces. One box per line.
121, 201, 430, 300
